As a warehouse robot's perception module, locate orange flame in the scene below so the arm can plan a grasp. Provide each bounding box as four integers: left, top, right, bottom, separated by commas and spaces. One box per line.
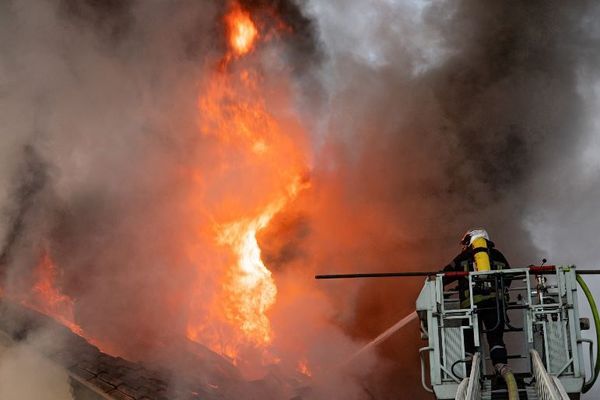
225, 2, 258, 57
5, 0, 312, 374
187, 181, 308, 362
24, 251, 83, 336
186, 3, 308, 365
218, 212, 278, 347
217, 178, 307, 350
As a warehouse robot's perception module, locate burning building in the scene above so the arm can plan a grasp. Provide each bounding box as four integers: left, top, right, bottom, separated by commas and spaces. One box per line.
1, 0, 600, 399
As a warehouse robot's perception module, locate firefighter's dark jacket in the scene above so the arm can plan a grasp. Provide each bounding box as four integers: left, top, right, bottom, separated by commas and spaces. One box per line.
443, 242, 510, 307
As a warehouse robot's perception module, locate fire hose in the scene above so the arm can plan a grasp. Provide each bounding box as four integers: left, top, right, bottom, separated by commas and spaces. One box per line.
576, 273, 600, 393
500, 368, 519, 400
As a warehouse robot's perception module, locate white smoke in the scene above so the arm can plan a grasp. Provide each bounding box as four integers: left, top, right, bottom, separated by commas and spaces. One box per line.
0, 331, 73, 400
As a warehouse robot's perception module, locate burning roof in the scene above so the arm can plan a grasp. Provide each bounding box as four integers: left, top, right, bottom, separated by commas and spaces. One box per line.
1, 0, 600, 399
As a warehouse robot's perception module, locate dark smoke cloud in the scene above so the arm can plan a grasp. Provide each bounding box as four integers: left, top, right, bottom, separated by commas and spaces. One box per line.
240, 0, 320, 61
0, 0, 224, 385
259, 0, 600, 398
0, 146, 48, 268
2, 0, 600, 399
238, 0, 325, 110
0, 0, 363, 398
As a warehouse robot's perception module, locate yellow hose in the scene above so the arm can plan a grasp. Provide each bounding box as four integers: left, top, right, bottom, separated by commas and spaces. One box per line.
502, 370, 519, 400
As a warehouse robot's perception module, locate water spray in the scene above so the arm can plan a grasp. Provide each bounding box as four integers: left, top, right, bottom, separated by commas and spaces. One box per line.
346, 311, 418, 364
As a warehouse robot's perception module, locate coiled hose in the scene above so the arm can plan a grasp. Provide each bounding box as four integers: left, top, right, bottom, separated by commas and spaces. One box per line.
576, 273, 600, 393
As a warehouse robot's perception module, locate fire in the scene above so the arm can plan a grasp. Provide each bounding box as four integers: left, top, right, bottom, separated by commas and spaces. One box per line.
186, 2, 309, 365
3, 0, 310, 374
218, 212, 278, 347
217, 178, 306, 350
225, 2, 258, 57
23, 251, 83, 336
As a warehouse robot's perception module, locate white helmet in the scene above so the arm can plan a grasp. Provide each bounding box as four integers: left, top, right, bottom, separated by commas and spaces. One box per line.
461, 228, 490, 246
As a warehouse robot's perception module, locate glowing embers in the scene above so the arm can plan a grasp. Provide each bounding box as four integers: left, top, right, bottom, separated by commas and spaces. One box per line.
225, 2, 258, 57
23, 251, 83, 336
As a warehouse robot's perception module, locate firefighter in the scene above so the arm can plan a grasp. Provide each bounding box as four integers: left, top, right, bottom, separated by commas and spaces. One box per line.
443, 228, 511, 375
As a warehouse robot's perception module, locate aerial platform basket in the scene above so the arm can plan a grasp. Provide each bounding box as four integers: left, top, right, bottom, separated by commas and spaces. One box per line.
316, 265, 600, 400
416, 266, 598, 400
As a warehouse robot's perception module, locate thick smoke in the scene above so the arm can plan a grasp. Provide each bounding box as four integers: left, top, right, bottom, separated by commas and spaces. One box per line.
0, 0, 367, 398
0, 0, 231, 379
2, 0, 600, 399
0, 0, 224, 355
0, 329, 73, 400
261, 0, 600, 398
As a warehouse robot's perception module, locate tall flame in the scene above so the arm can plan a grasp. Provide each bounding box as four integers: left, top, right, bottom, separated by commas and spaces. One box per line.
186, 1, 308, 365
2, 0, 309, 372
